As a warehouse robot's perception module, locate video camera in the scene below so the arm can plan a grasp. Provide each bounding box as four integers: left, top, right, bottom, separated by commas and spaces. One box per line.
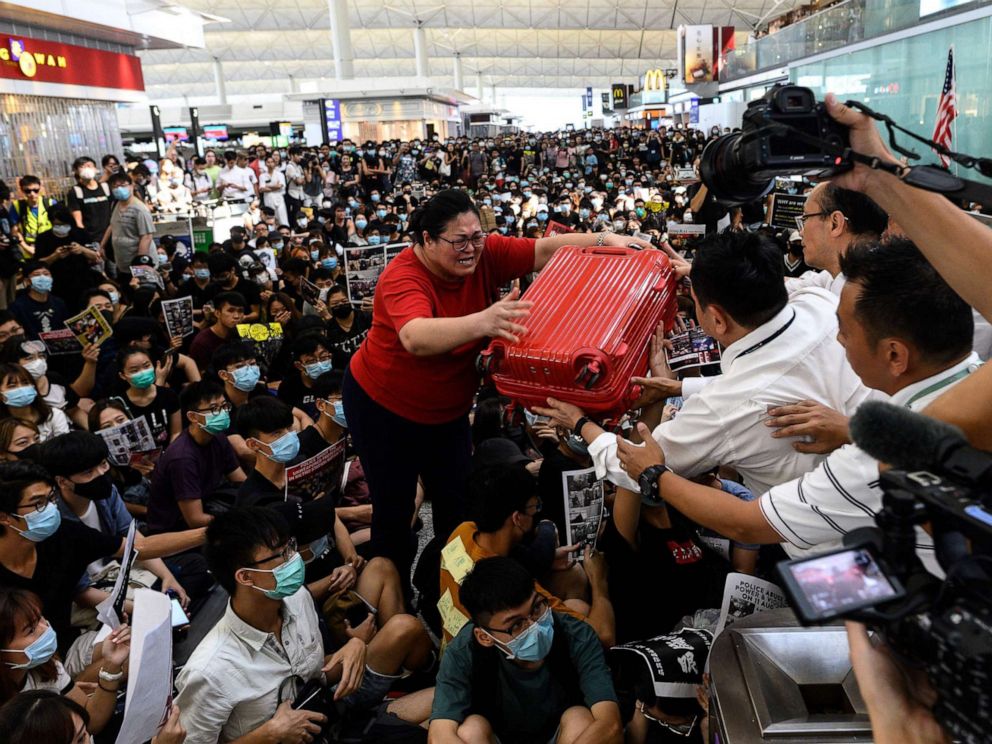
776, 401, 992, 744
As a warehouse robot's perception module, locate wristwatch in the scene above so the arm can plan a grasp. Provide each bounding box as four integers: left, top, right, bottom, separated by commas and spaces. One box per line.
573, 415, 594, 438
638, 464, 670, 506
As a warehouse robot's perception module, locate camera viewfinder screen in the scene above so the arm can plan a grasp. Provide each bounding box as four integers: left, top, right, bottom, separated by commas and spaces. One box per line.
788, 548, 899, 616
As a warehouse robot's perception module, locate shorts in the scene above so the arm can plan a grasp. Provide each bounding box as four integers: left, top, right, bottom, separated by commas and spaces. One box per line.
337, 664, 404, 711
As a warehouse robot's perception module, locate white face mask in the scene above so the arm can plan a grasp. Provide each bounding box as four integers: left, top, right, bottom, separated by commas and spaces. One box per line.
52, 225, 71, 238
79, 167, 97, 181
22, 357, 47, 380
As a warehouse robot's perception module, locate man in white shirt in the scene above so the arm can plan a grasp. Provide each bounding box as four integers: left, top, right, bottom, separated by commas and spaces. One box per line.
217, 151, 257, 203
285, 146, 306, 220
609, 239, 977, 574
538, 230, 871, 497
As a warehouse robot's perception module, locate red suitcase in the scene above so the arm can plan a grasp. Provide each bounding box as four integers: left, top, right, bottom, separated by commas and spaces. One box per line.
478, 245, 677, 419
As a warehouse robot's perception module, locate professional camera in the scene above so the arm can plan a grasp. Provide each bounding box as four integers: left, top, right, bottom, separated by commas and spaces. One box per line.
699, 84, 852, 205
776, 401, 992, 744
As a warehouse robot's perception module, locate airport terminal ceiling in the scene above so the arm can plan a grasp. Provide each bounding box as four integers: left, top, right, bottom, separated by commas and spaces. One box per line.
137, 0, 800, 98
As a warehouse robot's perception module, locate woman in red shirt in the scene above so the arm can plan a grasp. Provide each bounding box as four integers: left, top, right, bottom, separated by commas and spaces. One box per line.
344, 188, 648, 588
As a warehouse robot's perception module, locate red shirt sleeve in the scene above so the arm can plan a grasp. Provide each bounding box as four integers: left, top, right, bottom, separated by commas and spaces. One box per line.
481, 234, 536, 288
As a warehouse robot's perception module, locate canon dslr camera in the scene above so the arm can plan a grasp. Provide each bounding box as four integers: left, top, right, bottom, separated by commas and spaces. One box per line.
700, 84, 851, 204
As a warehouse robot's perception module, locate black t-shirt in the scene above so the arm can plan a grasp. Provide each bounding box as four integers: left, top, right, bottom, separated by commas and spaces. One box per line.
173, 278, 214, 311
276, 372, 317, 420
324, 310, 371, 369
206, 278, 261, 312
686, 182, 729, 235
125, 386, 180, 447
236, 468, 337, 543
0, 521, 120, 652
298, 425, 330, 459
33, 227, 102, 308
536, 445, 588, 540
65, 182, 113, 244
599, 516, 728, 644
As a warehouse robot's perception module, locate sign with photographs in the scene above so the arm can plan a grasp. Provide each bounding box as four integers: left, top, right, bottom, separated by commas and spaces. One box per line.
562, 466, 605, 558
666, 323, 721, 371
64, 305, 112, 347
38, 328, 82, 356
161, 297, 194, 338
97, 415, 157, 467
714, 572, 788, 637
344, 242, 407, 305
285, 439, 347, 503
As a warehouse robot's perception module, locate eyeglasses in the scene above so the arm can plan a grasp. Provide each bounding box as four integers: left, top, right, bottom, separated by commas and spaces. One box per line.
483, 594, 550, 638
17, 487, 57, 513
246, 537, 298, 567
436, 232, 486, 254
22, 189, 40, 194
795, 211, 830, 233
194, 402, 232, 416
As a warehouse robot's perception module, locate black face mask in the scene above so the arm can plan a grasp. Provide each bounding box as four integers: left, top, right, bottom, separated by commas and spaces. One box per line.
331, 304, 353, 319
72, 472, 114, 501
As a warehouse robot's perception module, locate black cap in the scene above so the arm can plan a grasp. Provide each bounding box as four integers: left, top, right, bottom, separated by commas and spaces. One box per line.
130, 254, 155, 267
473, 438, 531, 469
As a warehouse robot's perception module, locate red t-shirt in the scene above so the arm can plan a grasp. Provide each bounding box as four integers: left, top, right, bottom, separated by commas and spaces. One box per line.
350, 234, 536, 424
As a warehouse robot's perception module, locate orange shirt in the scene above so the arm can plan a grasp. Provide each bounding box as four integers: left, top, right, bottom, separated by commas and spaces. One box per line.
438, 521, 585, 646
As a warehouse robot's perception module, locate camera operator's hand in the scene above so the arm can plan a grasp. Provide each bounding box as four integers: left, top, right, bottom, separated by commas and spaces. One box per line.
765, 400, 851, 454
823, 93, 902, 194
846, 621, 950, 744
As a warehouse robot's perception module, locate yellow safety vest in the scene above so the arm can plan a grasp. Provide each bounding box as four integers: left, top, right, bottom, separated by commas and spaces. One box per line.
15, 198, 53, 247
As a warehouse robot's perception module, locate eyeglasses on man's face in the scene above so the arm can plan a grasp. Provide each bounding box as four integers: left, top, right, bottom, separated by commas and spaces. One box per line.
483, 594, 550, 638
194, 401, 232, 416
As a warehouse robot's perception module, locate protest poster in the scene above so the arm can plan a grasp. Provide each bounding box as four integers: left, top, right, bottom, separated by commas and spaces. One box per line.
114, 589, 173, 744
38, 328, 83, 355
96, 520, 138, 630
666, 323, 721, 371
666, 223, 707, 237
345, 241, 408, 304
562, 466, 605, 558
769, 192, 807, 231
236, 322, 283, 368
130, 265, 164, 290
300, 276, 321, 307
161, 297, 194, 338
675, 167, 697, 182
714, 572, 788, 638
97, 415, 157, 467
64, 305, 112, 347
543, 220, 575, 238
285, 439, 347, 503
610, 627, 714, 699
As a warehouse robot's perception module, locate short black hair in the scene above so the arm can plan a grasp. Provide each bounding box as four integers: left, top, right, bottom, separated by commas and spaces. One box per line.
211, 341, 257, 373
817, 184, 888, 238
72, 156, 96, 171
21, 260, 47, 277
309, 370, 345, 399
49, 205, 72, 225
282, 258, 309, 276
108, 171, 132, 188
205, 507, 291, 595
38, 431, 109, 479
408, 189, 480, 246
18, 175, 40, 190
690, 231, 788, 329
214, 291, 247, 312
840, 238, 974, 365
180, 380, 226, 419
236, 396, 293, 439
0, 461, 54, 528
469, 464, 537, 532
291, 334, 329, 360
460, 557, 535, 625
0, 690, 90, 744
207, 252, 237, 275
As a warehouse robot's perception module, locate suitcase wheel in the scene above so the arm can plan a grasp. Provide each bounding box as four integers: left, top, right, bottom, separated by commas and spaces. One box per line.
477, 352, 495, 375
575, 360, 603, 390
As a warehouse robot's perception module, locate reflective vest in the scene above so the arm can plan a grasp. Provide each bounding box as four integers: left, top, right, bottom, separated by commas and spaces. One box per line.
14, 197, 54, 245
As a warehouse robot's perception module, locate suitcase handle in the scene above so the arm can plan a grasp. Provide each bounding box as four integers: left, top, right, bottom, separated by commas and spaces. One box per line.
583, 246, 631, 257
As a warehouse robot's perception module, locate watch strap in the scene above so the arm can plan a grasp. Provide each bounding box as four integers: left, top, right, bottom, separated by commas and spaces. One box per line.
573, 416, 593, 438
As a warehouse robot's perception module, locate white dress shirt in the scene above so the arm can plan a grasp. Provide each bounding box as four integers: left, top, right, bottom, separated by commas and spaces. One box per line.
759, 352, 982, 574
175, 588, 324, 744
785, 269, 846, 297
589, 288, 872, 496
218, 165, 257, 202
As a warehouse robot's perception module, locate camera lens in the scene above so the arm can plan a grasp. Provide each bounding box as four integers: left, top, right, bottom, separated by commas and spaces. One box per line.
699, 135, 777, 205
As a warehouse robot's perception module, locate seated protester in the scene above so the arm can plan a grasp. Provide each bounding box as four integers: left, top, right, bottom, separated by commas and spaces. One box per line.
0, 312, 24, 344
103, 314, 200, 395
87, 399, 153, 520
539, 229, 872, 497
323, 284, 372, 370
9, 262, 68, 340
276, 334, 333, 421
114, 345, 181, 446
95, 280, 125, 324
31, 206, 102, 312
611, 239, 979, 577
145, 381, 246, 533
0, 417, 40, 462
301, 266, 337, 318
175, 507, 435, 744
188, 291, 245, 371
0, 460, 203, 656
430, 557, 622, 744
277, 257, 309, 312
438, 463, 614, 648
43, 432, 210, 614
0, 337, 84, 429
533, 420, 596, 542
179, 252, 214, 320
265, 290, 302, 327
0, 595, 130, 735
0, 363, 69, 442
205, 252, 261, 322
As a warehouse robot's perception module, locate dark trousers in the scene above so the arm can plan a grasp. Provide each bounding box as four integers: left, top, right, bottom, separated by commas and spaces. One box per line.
342, 368, 472, 589
285, 193, 303, 221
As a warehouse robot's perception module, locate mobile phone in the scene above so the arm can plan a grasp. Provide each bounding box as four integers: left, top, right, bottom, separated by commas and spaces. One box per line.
85, 242, 101, 252
776, 545, 906, 624
345, 601, 371, 628
162, 346, 179, 358
170, 598, 190, 628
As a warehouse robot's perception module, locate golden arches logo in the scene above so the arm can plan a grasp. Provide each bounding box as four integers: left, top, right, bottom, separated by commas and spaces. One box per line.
644, 69, 666, 91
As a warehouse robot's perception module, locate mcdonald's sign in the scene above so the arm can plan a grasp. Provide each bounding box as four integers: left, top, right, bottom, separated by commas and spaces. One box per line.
611, 83, 628, 109
643, 69, 667, 92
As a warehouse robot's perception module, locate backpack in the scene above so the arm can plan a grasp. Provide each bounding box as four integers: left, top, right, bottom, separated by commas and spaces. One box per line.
71, 182, 111, 202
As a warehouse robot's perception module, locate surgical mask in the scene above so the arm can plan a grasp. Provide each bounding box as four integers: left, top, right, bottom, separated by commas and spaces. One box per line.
29, 276, 52, 293
22, 358, 47, 380
368, 235, 381, 245
376, 209, 388, 220
304, 359, 333, 379
636, 207, 646, 219
247, 552, 306, 600
72, 473, 113, 501
79, 167, 97, 181
194, 268, 210, 280
231, 364, 260, 392
129, 368, 156, 389
537, 213, 548, 223
200, 410, 230, 434
606, 182, 614, 189
370, 194, 380, 203
305, 535, 330, 564
253, 274, 268, 286
487, 608, 554, 662
257, 430, 301, 464
523, 191, 532, 199
579, 208, 590, 220
331, 401, 347, 428
565, 434, 590, 458
310, 249, 320, 261
3, 624, 58, 669
3, 385, 37, 408
52, 225, 71, 238
613, 221, 627, 232
112, 186, 131, 200
321, 257, 338, 270
297, 218, 309, 228
499, 226, 508, 234
108, 291, 120, 305
355, 219, 367, 230
272, 241, 284, 251
506, 216, 515, 226
10, 501, 61, 542
483, 199, 492, 206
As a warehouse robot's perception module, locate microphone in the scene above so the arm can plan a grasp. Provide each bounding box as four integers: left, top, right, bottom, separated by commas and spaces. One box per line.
850, 401, 992, 488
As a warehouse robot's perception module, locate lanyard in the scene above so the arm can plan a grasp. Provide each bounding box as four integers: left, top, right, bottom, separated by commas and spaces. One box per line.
904, 367, 975, 409
730, 309, 797, 365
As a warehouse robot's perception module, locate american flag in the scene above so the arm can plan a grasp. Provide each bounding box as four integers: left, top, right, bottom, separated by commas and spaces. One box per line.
932, 47, 957, 168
